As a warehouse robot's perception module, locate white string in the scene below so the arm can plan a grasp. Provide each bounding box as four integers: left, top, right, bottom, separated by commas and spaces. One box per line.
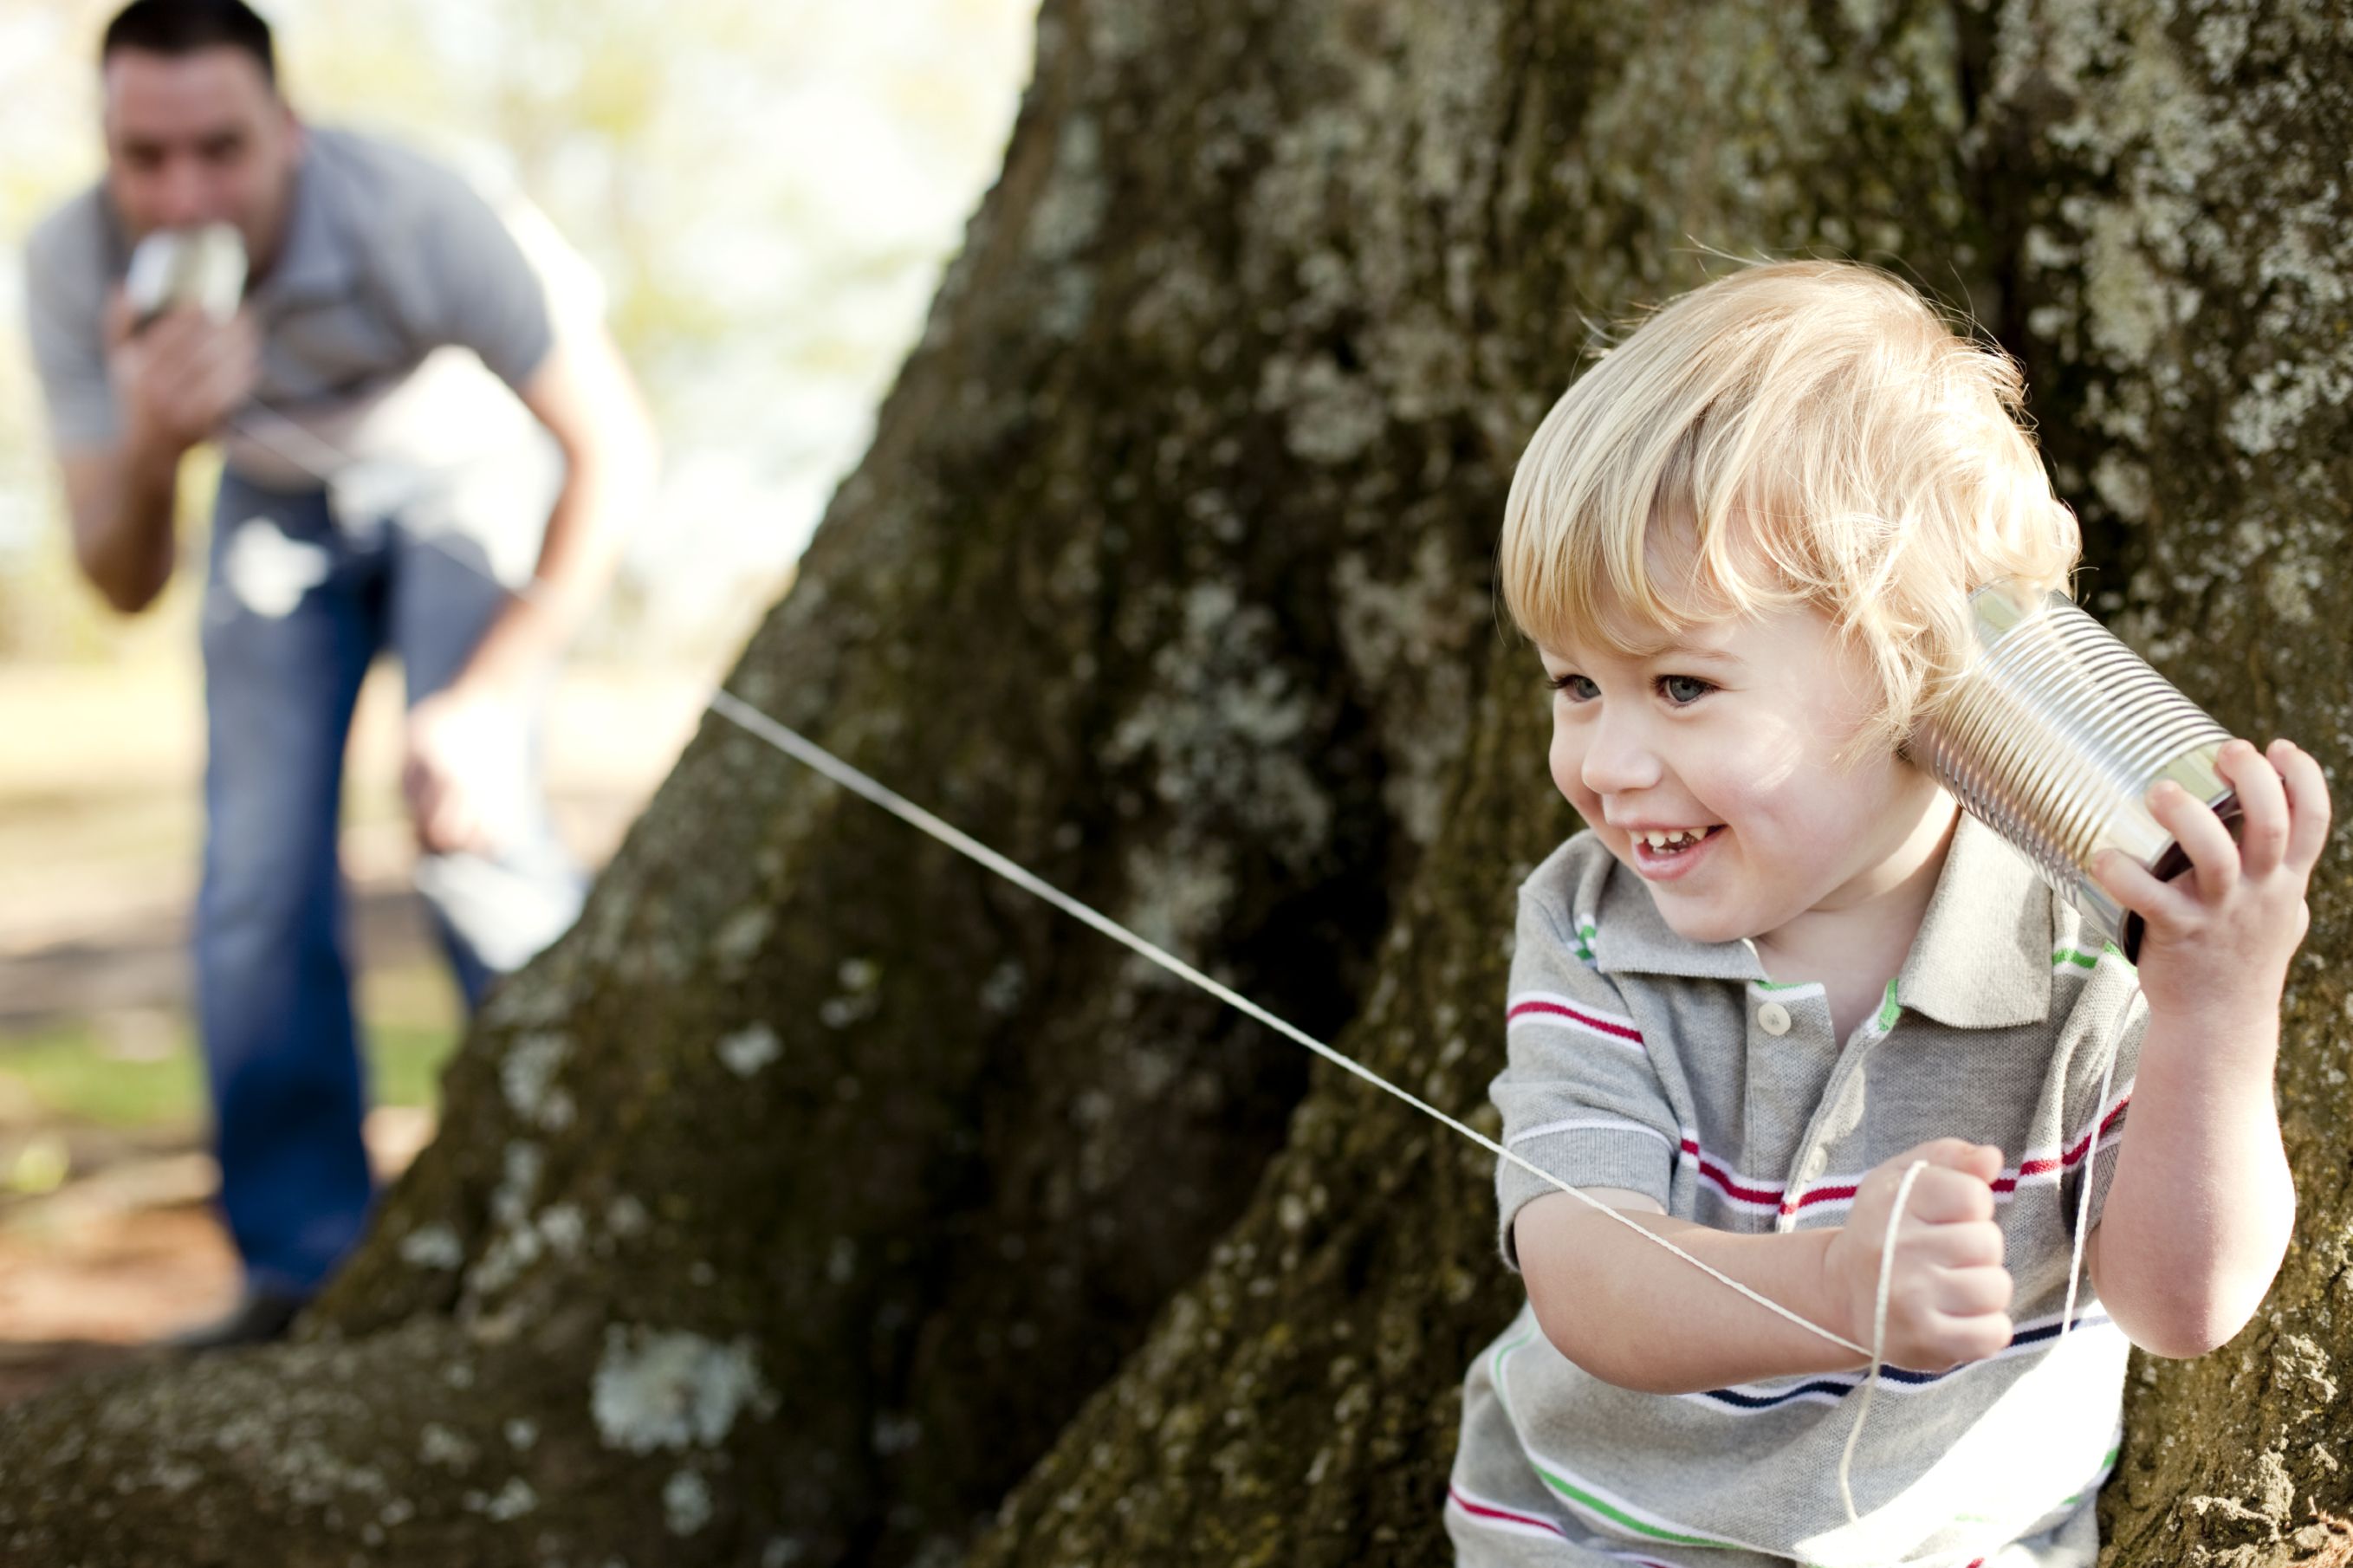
224, 400, 352, 482
1839, 1157, 1928, 1524
704, 688, 1870, 1359
42, 288, 2092, 1536
2058, 1044, 2120, 1351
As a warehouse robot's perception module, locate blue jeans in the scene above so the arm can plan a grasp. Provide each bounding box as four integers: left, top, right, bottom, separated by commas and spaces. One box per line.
195, 470, 585, 1295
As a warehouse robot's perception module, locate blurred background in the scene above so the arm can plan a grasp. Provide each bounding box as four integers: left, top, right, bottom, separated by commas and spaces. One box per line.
0, 0, 1036, 1387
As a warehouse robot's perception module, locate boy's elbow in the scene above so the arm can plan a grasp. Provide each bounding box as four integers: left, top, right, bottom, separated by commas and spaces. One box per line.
1528, 1285, 1674, 1393
2110, 1276, 2275, 1361
2123, 1310, 2242, 1362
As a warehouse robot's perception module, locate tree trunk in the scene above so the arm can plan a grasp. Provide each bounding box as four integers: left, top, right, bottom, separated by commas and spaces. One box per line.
3, 2, 2349, 1565
1984, 5, 2353, 1562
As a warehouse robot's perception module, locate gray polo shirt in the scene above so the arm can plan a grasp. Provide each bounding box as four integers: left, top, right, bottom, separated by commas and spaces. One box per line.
1448, 813, 2142, 1568
22, 126, 561, 538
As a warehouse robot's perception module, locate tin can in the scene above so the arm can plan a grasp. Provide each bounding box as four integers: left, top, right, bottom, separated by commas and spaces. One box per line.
1908, 580, 2240, 961
125, 223, 248, 327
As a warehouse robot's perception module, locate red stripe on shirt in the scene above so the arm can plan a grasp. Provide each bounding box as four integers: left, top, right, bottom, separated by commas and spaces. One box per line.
2010, 1095, 2132, 1183
1783, 1182, 1861, 1215
1677, 1095, 2134, 1215
1679, 1138, 1787, 1206
1507, 999, 1645, 1046
1446, 1483, 1568, 1539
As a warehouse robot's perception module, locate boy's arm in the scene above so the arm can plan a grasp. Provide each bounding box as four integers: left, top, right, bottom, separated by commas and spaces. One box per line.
2083, 1013, 2294, 1358
1518, 1139, 2013, 1395
2085, 738, 2325, 1358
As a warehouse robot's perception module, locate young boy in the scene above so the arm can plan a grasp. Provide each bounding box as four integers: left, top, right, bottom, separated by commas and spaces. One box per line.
1444, 261, 2327, 1566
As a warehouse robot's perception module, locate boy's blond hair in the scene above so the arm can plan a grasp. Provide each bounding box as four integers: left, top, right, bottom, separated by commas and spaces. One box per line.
1500, 259, 2080, 758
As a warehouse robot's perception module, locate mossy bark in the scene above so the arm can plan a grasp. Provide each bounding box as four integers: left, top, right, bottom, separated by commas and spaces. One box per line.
1982, 3, 2353, 1562
3, 1, 2349, 1565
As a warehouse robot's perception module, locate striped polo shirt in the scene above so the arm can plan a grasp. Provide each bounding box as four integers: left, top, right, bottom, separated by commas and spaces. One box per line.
1447, 812, 2142, 1568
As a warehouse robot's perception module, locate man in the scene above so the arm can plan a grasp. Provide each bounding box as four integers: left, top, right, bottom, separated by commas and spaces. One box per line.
20, 0, 659, 1345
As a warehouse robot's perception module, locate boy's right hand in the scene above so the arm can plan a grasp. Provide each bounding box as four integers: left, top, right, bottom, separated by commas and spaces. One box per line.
1821, 1138, 2013, 1372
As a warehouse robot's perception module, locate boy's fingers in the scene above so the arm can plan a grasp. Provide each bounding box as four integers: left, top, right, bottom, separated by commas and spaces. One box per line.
1931, 1263, 2014, 1318
1901, 1218, 2004, 1276
1900, 1137, 2000, 1178
1902, 1170, 1996, 1227
2150, 778, 2240, 904
2091, 846, 2192, 933
2276, 740, 2334, 873
1926, 1308, 2015, 1364
2220, 740, 2290, 878
1941, 1221, 2006, 1270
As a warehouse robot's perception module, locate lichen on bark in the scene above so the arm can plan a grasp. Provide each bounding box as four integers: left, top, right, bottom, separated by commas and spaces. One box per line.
1980, 2, 2353, 1560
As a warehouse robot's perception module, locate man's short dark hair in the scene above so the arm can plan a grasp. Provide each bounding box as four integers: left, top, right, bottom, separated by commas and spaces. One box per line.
101, 0, 276, 86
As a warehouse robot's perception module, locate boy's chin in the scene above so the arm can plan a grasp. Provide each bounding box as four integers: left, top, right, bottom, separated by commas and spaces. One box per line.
1648, 891, 1765, 949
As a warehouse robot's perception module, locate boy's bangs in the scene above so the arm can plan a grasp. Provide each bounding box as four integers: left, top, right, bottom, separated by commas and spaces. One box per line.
1502, 260, 2081, 756
1521, 494, 1807, 662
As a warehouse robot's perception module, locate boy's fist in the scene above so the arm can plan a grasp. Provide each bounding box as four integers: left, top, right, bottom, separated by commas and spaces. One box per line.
1822, 1138, 2013, 1372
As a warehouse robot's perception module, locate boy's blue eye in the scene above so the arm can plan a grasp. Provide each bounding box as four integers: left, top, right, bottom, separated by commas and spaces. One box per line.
1659, 674, 1713, 704
1548, 672, 1599, 701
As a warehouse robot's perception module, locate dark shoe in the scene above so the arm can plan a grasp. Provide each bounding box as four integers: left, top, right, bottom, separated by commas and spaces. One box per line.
164, 1287, 307, 1351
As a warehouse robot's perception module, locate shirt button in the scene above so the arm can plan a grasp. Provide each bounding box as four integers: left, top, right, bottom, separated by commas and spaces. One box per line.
1800, 1146, 1829, 1182
1757, 1001, 1792, 1036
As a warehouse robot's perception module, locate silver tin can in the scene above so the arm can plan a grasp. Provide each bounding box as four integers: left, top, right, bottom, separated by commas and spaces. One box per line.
125, 223, 248, 327
1908, 580, 2240, 961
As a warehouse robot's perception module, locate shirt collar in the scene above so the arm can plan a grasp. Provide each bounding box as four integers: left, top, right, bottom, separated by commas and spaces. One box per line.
1891, 812, 2055, 1028
1591, 811, 2054, 1027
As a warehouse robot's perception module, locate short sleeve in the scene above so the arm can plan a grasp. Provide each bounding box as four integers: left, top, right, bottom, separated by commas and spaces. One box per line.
2060, 973, 2144, 1241
23, 203, 120, 450
412, 170, 554, 392
1490, 886, 1681, 1272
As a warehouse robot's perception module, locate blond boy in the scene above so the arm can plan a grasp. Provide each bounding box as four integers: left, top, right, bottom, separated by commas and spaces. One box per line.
1445, 261, 2326, 1565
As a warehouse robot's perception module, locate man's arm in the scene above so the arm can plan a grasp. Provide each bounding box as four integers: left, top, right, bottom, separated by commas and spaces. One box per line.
59, 441, 178, 614
1519, 1140, 2013, 1394
454, 320, 658, 690
56, 298, 260, 614
401, 317, 658, 854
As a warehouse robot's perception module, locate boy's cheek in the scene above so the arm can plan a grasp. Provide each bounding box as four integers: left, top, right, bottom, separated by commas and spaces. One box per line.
1546, 732, 1584, 808
1548, 747, 1606, 829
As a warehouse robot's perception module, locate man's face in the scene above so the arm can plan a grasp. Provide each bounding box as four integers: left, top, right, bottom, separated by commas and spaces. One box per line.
101, 46, 300, 268
1536, 602, 1943, 948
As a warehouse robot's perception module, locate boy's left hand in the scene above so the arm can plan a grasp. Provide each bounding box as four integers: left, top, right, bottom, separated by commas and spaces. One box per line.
2092, 738, 2331, 1027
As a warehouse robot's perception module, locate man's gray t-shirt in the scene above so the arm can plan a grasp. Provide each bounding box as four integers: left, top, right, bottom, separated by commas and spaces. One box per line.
1447, 814, 2142, 1568
22, 125, 567, 567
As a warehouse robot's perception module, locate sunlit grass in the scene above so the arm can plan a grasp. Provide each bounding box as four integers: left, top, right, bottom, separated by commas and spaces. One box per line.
0, 960, 464, 1132
0, 1021, 205, 1131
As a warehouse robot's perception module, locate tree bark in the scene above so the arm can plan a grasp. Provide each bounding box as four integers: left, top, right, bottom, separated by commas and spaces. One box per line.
3, 2, 2350, 1565
1983, 4, 2353, 1562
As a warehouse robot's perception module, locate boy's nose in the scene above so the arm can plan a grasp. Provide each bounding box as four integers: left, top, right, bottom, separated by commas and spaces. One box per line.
1578, 716, 1665, 794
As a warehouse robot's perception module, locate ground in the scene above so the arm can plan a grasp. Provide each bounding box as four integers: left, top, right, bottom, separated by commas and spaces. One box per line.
0, 657, 706, 1407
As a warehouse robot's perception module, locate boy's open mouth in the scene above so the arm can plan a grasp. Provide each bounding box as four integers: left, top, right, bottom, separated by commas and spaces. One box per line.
1632, 825, 1722, 857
